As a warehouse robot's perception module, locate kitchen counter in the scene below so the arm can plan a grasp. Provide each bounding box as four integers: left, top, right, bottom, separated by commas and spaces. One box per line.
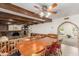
16, 37, 58, 56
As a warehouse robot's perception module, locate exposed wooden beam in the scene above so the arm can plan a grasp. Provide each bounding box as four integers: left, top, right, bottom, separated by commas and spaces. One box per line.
0, 16, 37, 24
0, 19, 30, 25
0, 3, 52, 22
0, 11, 43, 22
0, 11, 43, 25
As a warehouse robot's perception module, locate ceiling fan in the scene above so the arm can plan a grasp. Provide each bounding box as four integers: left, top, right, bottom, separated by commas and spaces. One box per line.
34, 3, 63, 18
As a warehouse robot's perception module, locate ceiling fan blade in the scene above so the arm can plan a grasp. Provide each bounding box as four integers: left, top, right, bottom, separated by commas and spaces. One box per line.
34, 5, 40, 9
51, 10, 64, 16
52, 11, 57, 14
47, 3, 58, 11
49, 11, 60, 16
48, 8, 64, 16
34, 4, 45, 12
52, 3, 58, 8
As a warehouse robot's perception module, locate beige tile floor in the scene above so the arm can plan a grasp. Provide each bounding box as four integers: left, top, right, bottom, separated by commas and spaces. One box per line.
61, 44, 78, 56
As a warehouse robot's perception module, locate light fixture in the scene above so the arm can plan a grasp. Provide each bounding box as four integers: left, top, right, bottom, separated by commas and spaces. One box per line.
39, 12, 45, 17
45, 12, 52, 18
39, 11, 52, 18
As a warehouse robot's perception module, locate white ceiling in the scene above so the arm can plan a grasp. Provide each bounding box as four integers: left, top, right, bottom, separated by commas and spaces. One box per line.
13, 3, 79, 19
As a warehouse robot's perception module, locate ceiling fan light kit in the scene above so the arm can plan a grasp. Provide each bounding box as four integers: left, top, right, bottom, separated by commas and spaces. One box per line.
39, 12, 52, 18
35, 3, 61, 18
45, 12, 52, 18
39, 12, 45, 17
48, 3, 58, 11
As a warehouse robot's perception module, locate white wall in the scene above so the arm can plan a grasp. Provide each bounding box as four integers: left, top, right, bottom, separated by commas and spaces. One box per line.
29, 14, 79, 34
29, 15, 79, 56
9, 25, 23, 31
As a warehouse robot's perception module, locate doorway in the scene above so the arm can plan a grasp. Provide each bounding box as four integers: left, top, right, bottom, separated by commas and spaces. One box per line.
58, 21, 79, 56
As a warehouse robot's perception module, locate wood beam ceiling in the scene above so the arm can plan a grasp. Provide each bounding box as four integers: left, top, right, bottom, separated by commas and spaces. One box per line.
0, 3, 52, 22
0, 11, 43, 25
0, 18, 28, 25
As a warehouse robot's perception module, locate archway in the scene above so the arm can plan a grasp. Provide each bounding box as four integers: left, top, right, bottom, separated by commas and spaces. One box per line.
57, 21, 79, 56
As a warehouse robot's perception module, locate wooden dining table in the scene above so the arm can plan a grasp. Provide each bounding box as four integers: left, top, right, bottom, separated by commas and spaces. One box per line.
16, 37, 58, 56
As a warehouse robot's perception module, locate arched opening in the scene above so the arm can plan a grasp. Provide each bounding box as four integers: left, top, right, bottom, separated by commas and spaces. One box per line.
57, 21, 79, 56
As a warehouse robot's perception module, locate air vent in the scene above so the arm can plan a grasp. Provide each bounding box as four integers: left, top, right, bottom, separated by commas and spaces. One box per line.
64, 17, 69, 20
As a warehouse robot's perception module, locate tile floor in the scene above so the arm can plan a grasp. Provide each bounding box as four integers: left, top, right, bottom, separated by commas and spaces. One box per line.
61, 44, 78, 56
